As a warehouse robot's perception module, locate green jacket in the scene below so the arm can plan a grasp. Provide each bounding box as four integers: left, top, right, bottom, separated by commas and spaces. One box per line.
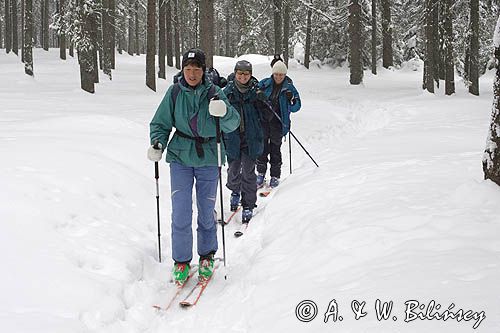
150, 79, 240, 167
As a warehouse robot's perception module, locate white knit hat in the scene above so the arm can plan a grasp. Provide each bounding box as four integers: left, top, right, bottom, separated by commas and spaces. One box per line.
272, 60, 287, 74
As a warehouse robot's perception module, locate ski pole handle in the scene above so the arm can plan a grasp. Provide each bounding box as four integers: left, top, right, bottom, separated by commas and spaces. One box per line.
215, 118, 222, 167
153, 140, 161, 180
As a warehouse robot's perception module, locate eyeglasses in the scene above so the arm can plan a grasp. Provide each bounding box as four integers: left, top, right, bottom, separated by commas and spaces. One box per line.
236, 71, 251, 76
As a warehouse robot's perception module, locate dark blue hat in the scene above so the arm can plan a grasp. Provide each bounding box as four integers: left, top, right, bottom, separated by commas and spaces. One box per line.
182, 48, 206, 72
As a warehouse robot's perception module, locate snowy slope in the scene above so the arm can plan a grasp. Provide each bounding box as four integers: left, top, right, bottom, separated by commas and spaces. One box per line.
0, 50, 499, 333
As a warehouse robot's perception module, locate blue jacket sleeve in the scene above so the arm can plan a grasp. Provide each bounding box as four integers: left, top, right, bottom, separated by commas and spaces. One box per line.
288, 83, 301, 113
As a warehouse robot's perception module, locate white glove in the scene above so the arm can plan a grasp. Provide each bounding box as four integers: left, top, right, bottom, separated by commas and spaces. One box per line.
147, 143, 163, 161
209, 100, 227, 117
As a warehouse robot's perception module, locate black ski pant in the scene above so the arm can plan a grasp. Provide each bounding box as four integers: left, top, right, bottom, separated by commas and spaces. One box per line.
226, 150, 257, 209
256, 117, 283, 178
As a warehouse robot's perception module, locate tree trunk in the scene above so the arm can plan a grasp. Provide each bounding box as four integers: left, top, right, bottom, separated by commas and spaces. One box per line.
166, 0, 173, 67
444, 0, 454, 95
127, 0, 133, 55
178, 0, 184, 52
134, 0, 139, 55
42, 0, 49, 50
59, 0, 66, 60
468, 0, 479, 96
194, 0, 199, 46
21, 0, 25, 60
381, 0, 393, 68
304, 6, 312, 69
349, 0, 363, 85
23, 0, 33, 76
39, 0, 42, 46
483, 25, 500, 185
173, 0, 181, 69
102, 0, 112, 78
224, 1, 230, 56
438, 2, 445, 80
371, 0, 377, 74
424, 0, 435, 93
90, 13, 99, 83
78, 0, 95, 93
273, 0, 282, 55
0, 3, 3, 49
109, 0, 115, 68
79, 50, 95, 93
146, 0, 156, 90
282, 0, 290, 65
199, 0, 214, 68
98, 7, 103, 70
432, 0, 440, 86
158, 0, 165, 78
11, 0, 17, 55
117, 5, 124, 55
236, 0, 246, 56
5, 0, 11, 53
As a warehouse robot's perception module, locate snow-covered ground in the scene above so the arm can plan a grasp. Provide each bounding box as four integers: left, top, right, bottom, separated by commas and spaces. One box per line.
1, 50, 499, 333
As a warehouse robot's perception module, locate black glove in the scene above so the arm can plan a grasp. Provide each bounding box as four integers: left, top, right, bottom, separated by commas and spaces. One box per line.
259, 102, 274, 122
285, 90, 294, 104
219, 77, 228, 88
256, 90, 268, 101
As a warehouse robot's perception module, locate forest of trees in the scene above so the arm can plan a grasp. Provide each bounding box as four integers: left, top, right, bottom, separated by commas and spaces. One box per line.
3, 0, 500, 184
1, 0, 500, 94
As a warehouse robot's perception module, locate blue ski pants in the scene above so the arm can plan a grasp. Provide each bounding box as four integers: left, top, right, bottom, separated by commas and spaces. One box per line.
170, 161, 219, 263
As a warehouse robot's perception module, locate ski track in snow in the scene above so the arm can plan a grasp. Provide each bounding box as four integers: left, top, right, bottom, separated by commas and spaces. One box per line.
1, 51, 499, 332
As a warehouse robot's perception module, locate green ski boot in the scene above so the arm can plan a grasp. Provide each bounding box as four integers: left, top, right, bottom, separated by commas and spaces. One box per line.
172, 262, 190, 286
198, 254, 215, 281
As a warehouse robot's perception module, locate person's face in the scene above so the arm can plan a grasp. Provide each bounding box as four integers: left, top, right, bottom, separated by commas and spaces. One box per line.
235, 70, 251, 85
183, 64, 204, 87
273, 73, 285, 85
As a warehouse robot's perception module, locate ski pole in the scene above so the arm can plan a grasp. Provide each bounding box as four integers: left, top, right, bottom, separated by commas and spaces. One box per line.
214, 115, 228, 280
153, 141, 162, 263
288, 129, 319, 168
289, 131, 292, 174
259, 96, 319, 168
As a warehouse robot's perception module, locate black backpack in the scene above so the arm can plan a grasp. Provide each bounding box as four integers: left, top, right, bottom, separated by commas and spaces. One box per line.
205, 67, 228, 88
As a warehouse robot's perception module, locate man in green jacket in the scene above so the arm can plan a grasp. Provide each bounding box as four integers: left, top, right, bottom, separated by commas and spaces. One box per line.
148, 48, 240, 285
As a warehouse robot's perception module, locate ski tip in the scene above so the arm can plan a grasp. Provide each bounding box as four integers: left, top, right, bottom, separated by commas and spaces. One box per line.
259, 191, 271, 197
152, 305, 162, 310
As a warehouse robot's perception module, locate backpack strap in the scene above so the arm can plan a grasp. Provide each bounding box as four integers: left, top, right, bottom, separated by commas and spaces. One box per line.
171, 83, 182, 107
174, 130, 213, 158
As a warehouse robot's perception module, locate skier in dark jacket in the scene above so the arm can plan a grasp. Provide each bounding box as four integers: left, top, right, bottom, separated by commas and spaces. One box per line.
223, 60, 271, 223
256, 60, 301, 188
